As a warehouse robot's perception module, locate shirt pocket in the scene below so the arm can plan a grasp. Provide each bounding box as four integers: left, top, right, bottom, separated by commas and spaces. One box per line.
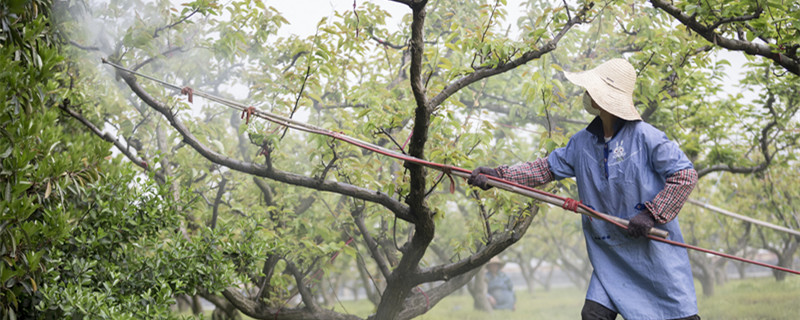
583, 214, 633, 247
607, 152, 640, 198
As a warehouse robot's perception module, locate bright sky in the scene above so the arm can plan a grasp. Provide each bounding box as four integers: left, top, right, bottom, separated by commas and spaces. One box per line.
269, 0, 526, 38
270, 0, 403, 38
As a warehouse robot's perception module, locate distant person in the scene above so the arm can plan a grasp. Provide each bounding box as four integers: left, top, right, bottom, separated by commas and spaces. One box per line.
469, 59, 700, 319
486, 257, 515, 311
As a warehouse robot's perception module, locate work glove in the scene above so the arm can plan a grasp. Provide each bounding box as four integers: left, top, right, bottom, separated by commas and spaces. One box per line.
468, 166, 500, 190
628, 210, 656, 238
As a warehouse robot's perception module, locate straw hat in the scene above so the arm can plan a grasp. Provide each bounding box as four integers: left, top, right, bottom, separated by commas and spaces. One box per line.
563, 58, 642, 121
487, 256, 506, 268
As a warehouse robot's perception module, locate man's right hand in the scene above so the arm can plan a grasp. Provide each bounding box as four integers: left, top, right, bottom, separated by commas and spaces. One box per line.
468, 166, 500, 190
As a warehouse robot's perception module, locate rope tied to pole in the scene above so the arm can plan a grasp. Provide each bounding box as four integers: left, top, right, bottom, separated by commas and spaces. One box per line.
561, 198, 581, 212
441, 165, 456, 194
180, 86, 193, 103
101, 59, 800, 276
241, 106, 256, 125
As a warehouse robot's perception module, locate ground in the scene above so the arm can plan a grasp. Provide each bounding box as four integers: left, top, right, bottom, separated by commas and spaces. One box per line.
185, 275, 800, 319
333, 276, 800, 320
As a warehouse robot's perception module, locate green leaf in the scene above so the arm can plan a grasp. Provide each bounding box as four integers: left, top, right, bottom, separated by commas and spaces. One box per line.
0, 146, 12, 159
212, 140, 225, 153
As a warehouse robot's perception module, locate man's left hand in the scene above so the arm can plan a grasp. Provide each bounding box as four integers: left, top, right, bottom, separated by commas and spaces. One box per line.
628, 210, 656, 238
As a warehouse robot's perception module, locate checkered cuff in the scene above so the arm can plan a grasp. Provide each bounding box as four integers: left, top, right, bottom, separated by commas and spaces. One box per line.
644, 168, 698, 224
495, 157, 555, 188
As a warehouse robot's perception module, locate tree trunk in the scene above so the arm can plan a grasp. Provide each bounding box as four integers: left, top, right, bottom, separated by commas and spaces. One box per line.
690, 255, 715, 297
174, 295, 191, 313
212, 307, 242, 320
320, 277, 336, 307
541, 265, 554, 291
699, 272, 715, 297
468, 267, 492, 312
191, 295, 203, 315
773, 239, 798, 282
524, 273, 536, 294
516, 255, 542, 294
713, 259, 728, 286
735, 261, 748, 279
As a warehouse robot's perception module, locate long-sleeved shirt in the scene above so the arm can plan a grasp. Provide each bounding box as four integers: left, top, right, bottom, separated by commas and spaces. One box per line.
496, 158, 698, 224
496, 117, 699, 319
486, 271, 515, 310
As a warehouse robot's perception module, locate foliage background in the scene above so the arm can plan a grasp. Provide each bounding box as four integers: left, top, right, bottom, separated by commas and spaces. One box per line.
1, 0, 798, 319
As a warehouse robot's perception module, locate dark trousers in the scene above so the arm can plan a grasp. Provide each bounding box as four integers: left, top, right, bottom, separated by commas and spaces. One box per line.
581, 299, 701, 320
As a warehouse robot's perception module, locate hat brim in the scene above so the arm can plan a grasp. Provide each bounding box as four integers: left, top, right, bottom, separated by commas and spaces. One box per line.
564, 69, 641, 121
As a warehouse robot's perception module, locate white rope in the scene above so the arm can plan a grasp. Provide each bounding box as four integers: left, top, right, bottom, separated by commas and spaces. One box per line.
687, 198, 800, 237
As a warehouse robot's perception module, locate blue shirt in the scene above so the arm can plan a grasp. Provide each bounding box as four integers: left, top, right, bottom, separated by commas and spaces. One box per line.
548, 117, 698, 319
487, 271, 515, 310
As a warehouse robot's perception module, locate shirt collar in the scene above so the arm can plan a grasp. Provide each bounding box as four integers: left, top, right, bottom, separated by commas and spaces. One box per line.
586, 116, 629, 143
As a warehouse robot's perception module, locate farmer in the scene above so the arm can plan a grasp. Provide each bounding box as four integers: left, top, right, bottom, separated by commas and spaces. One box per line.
485, 257, 516, 311
468, 59, 700, 320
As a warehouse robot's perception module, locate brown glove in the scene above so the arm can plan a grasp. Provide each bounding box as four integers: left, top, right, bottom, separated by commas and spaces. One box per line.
628, 210, 656, 238
468, 166, 499, 190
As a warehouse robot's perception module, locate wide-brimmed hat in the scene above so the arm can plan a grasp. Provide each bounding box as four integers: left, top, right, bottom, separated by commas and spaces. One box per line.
487, 256, 506, 268
563, 58, 642, 121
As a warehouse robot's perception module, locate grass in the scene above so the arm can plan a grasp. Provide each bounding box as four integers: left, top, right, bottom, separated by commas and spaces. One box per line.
332, 285, 583, 320
330, 276, 800, 320
188, 276, 800, 319
696, 276, 800, 320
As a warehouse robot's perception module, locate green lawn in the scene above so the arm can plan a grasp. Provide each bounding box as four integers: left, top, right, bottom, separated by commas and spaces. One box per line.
189, 276, 800, 319
330, 276, 800, 320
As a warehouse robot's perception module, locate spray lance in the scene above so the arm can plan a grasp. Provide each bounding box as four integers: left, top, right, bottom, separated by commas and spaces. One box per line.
100, 59, 800, 275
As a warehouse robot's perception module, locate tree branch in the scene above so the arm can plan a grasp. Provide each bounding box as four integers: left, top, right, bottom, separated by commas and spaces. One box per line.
255, 255, 280, 300
707, 9, 763, 31
388, 0, 413, 7
416, 205, 536, 283
429, 3, 592, 108
696, 92, 778, 178
210, 177, 228, 229
153, 8, 199, 38
116, 70, 414, 223
286, 262, 320, 313
649, 0, 799, 76
59, 102, 162, 181
132, 46, 185, 71
408, 3, 429, 113
368, 29, 405, 49
199, 290, 240, 319
253, 177, 274, 205
353, 207, 392, 279
394, 269, 480, 320
220, 286, 360, 320
68, 39, 100, 51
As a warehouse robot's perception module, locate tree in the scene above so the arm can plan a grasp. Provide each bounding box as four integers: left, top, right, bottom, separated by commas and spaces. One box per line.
650, 0, 800, 76
728, 165, 800, 282
1, 1, 212, 319
56, 0, 799, 318
61, 0, 599, 319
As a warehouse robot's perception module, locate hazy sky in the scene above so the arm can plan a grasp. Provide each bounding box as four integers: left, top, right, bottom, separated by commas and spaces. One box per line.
269, 0, 526, 38
267, 0, 748, 90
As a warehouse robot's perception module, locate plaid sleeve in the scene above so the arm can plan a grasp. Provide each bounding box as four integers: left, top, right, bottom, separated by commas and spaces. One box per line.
644, 168, 698, 224
495, 157, 554, 188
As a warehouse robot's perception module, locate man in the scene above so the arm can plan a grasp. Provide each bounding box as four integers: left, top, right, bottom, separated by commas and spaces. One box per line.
468, 59, 700, 320
485, 257, 515, 311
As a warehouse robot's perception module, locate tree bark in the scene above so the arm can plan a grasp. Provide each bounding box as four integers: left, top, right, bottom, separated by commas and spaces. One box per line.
689, 253, 715, 297
468, 267, 492, 312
